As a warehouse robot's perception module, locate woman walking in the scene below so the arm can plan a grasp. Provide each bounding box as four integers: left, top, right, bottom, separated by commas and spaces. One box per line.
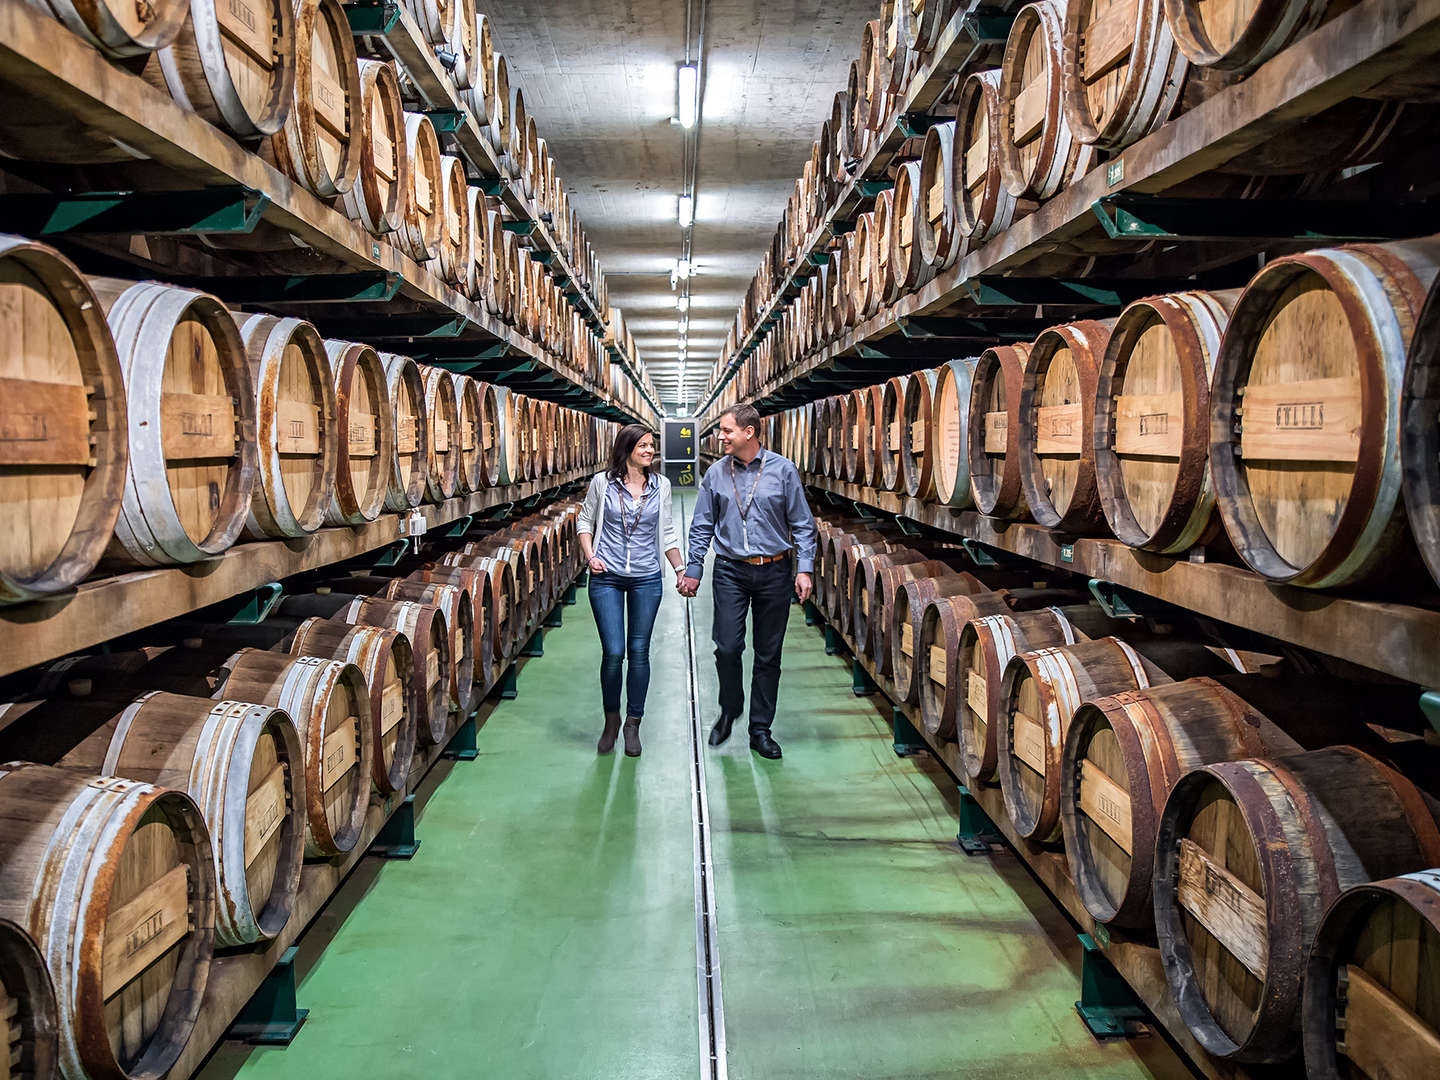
577, 425, 684, 756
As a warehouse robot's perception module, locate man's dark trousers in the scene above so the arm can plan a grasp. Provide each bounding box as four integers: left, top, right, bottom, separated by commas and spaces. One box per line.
711, 556, 792, 734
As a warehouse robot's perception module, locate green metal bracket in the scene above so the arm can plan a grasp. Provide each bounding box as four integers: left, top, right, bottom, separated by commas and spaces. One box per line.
178, 272, 401, 305
856, 179, 894, 197
824, 624, 843, 656
476, 177, 507, 195
962, 277, 1124, 308
852, 658, 877, 696
960, 538, 1001, 567
1420, 691, 1440, 737
442, 718, 478, 761
1075, 934, 1147, 1038
444, 514, 473, 539
521, 630, 545, 657
897, 112, 943, 138
339, 315, 467, 339
892, 707, 926, 758
422, 108, 466, 133
1087, 579, 1147, 621
562, 582, 578, 605
1089, 193, 1440, 243
496, 663, 519, 700
0, 187, 270, 236
530, 250, 557, 266
227, 946, 308, 1044
228, 582, 283, 624
956, 785, 1003, 855
966, 13, 1015, 43
543, 605, 563, 628
372, 540, 409, 568
502, 220, 539, 235
369, 794, 421, 857
345, 0, 400, 34
804, 250, 831, 268
894, 515, 922, 536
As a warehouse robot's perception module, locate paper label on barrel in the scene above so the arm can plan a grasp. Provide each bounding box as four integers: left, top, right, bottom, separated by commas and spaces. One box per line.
1078, 759, 1132, 853
900, 622, 914, 657
372, 109, 396, 182
1114, 392, 1183, 458
1082, 0, 1138, 83
888, 421, 901, 452
966, 670, 987, 717
1176, 837, 1268, 979
0, 378, 91, 467
312, 65, 349, 140
928, 644, 947, 684
984, 411, 1007, 453
161, 390, 239, 459
427, 648, 441, 689
218, 0, 275, 69
1011, 711, 1046, 774
1013, 78, 1047, 144
276, 399, 322, 455
1239, 376, 1361, 463
395, 415, 419, 453
432, 416, 450, 452
380, 678, 404, 735
910, 420, 927, 452
1035, 403, 1084, 455
101, 864, 190, 1000
244, 764, 288, 865
321, 722, 359, 792
348, 411, 377, 457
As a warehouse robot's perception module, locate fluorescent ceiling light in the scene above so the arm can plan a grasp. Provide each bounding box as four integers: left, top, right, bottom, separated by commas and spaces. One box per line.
677, 195, 694, 228
676, 296, 689, 312
677, 64, 698, 129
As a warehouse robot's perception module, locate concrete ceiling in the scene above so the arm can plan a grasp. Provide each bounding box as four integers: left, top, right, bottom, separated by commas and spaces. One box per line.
482, 0, 875, 410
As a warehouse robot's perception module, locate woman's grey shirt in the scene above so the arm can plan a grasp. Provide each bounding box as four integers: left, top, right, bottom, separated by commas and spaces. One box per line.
577, 471, 680, 578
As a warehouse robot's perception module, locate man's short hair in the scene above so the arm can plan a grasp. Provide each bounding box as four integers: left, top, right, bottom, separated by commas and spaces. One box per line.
721, 403, 761, 436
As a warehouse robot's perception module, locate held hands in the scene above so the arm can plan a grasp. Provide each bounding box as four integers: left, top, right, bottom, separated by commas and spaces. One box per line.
588, 556, 607, 574
676, 572, 700, 598
794, 572, 813, 604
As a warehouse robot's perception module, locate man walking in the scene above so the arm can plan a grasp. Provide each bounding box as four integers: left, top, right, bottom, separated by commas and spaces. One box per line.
678, 405, 817, 759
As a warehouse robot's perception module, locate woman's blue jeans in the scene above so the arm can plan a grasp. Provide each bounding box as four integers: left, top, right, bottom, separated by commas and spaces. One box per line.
586, 571, 664, 719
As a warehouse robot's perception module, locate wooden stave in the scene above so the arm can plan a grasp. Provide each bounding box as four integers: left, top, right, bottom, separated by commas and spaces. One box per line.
998, 636, 1159, 842
288, 618, 415, 796
967, 342, 1033, 519
263, 0, 362, 198
1211, 240, 1440, 588
891, 572, 984, 703
234, 313, 338, 539
383, 579, 476, 718
916, 121, 964, 271
956, 69, 1021, 243
146, 0, 296, 141
99, 281, 257, 566
340, 59, 408, 237
1153, 746, 1440, 1063
0, 762, 215, 1080
322, 339, 394, 526
0, 916, 58, 1080
379, 352, 429, 511
1017, 319, 1113, 531
1059, 677, 1277, 929
93, 692, 306, 948
418, 365, 461, 503
930, 358, 979, 507
216, 649, 371, 858
1094, 290, 1236, 553
1302, 868, 1440, 1080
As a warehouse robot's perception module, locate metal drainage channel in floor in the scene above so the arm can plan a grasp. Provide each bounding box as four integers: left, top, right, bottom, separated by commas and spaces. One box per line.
681, 498, 729, 1080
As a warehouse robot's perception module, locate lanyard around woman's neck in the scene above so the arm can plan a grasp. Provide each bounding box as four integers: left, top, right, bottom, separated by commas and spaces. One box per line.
611, 474, 655, 572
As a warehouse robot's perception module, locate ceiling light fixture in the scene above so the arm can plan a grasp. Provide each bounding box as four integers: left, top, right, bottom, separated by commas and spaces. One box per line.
676, 258, 693, 278
677, 194, 694, 228
677, 64, 698, 129
676, 295, 689, 312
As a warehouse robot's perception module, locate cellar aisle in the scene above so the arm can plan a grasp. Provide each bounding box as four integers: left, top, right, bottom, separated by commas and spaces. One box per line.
201, 490, 1187, 1080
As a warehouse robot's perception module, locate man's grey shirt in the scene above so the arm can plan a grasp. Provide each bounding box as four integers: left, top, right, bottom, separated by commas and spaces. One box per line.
685, 448, 817, 581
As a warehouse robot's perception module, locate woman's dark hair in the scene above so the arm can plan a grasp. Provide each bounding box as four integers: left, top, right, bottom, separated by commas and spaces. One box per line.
607, 424, 658, 481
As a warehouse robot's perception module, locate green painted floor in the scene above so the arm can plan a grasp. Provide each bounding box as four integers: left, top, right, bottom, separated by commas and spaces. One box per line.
199, 491, 1187, 1080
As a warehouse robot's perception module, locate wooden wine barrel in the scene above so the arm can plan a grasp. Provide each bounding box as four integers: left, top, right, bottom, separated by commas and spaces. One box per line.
146, 0, 295, 141
1061, 677, 1285, 928
1162, 0, 1325, 75
930, 358, 978, 507
340, 60, 407, 237
1062, 0, 1188, 150
288, 618, 415, 796
217, 650, 371, 858
234, 313, 338, 539
446, 0, 477, 90
0, 917, 57, 1080
488, 50, 511, 155
38, 0, 189, 57
1303, 869, 1440, 1080
1091, 290, 1236, 552
451, 374, 484, 494
323, 340, 393, 526
851, 550, 928, 657
886, 162, 934, 303
872, 187, 898, 311
864, 558, 953, 674
0, 239, 127, 604
1018, 319, 1112, 531
968, 342, 1032, 519
999, 637, 1159, 842
382, 580, 476, 717
1001, 1, 1097, 201
1405, 273, 1440, 588
916, 121, 963, 270
1211, 240, 1440, 587
916, 591, 1026, 739
464, 189, 492, 307
419, 365, 461, 503
491, 386, 520, 484
1154, 746, 1440, 1062
461, 13, 496, 129
508, 86, 529, 180
396, 112, 444, 263
859, 19, 889, 133
0, 762, 214, 1080
857, 384, 886, 487
403, 0, 448, 45
839, 389, 864, 482
890, 572, 988, 703
380, 352, 428, 511
263, 0, 361, 197
91, 280, 256, 567
883, 0, 918, 95
956, 69, 1021, 243
898, 368, 938, 499
434, 154, 471, 288
406, 564, 495, 681
80, 693, 305, 948
876, 375, 909, 492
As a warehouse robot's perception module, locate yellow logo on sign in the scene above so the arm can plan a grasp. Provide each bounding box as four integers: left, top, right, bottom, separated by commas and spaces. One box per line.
680, 427, 692, 437
678, 465, 694, 486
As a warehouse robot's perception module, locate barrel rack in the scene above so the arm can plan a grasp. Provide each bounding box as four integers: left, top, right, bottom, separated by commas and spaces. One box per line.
696, 0, 1440, 423
0, 0, 661, 424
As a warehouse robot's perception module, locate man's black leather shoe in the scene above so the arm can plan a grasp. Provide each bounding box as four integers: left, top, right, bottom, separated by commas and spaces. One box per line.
750, 731, 782, 759
709, 714, 735, 746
